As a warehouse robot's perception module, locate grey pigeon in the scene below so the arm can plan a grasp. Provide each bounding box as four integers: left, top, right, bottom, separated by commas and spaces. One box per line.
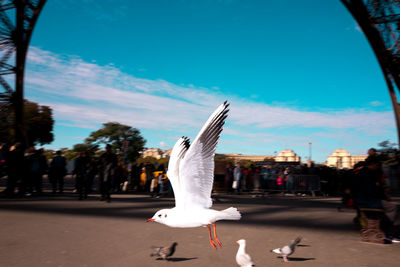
271, 237, 302, 262
236, 239, 255, 267
150, 242, 178, 260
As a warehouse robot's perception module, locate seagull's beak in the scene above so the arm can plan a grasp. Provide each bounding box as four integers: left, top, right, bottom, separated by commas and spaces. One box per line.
147, 218, 155, 222
236, 240, 239, 244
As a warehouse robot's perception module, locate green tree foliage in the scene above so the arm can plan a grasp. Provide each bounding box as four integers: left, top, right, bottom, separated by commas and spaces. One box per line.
378, 140, 397, 150
0, 100, 54, 146
61, 148, 79, 162
44, 148, 80, 162
214, 154, 227, 161
85, 122, 146, 162
136, 156, 169, 166
72, 143, 99, 157
239, 159, 253, 168
157, 157, 169, 166
377, 140, 399, 166
137, 156, 158, 165
43, 149, 55, 160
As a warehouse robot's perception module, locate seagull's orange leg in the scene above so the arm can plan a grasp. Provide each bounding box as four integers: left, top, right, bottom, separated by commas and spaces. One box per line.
211, 223, 222, 247
206, 225, 217, 249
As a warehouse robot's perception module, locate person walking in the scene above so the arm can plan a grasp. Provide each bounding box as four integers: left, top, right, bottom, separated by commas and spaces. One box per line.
86, 156, 97, 194
233, 163, 242, 194
49, 150, 67, 193
74, 152, 90, 200
224, 163, 233, 193
99, 144, 117, 202
4, 143, 24, 197
26, 148, 47, 195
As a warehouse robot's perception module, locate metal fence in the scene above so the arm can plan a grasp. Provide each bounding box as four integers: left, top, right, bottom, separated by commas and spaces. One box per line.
262, 174, 320, 194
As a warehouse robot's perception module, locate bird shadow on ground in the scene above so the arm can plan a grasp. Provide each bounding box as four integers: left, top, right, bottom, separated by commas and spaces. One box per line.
155, 257, 198, 262
297, 244, 311, 247
278, 256, 316, 261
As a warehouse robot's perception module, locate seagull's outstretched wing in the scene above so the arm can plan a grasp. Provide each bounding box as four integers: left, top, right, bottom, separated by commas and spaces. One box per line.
178, 101, 229, 209
167, 136, 190, 209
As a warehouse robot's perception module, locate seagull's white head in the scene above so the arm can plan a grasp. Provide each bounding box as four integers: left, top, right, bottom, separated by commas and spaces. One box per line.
236, 239, 246, 246
147, 209, 172, 225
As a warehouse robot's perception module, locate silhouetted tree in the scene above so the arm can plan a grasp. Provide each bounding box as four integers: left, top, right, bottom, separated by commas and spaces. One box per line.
137, 156, 158, 165
72, 143, 99, 156
0, 100, 54, 146
85, 122, 146, 162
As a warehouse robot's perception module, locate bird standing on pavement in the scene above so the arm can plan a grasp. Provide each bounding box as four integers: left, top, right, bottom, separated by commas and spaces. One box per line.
147, 102, 241, 249
236, 239, 255, 267
150, 242, 178, 260
271, 236, 302, 262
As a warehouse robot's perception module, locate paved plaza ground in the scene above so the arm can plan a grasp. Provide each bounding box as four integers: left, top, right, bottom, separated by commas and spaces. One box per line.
1, 182, 400, 267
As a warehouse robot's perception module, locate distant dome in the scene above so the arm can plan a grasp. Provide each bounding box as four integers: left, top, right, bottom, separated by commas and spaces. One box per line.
276, 149, 300, 162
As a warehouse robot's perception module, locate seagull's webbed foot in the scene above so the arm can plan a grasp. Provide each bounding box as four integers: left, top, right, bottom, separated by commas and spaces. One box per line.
211, 223, 222, 247
206, 225, 217, 249
283, 256, 289, 262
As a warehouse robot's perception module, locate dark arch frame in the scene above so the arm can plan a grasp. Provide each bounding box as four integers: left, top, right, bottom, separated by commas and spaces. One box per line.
0, 0, 47, 147
342, 0, 400, 148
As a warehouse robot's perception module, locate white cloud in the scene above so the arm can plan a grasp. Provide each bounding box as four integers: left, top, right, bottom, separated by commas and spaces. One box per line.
370, 100, 383, 107
26, 47, 394, 132
25, 47, 396, 161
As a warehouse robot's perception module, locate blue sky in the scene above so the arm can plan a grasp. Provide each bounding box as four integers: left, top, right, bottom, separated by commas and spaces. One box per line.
22, 0, 397, 163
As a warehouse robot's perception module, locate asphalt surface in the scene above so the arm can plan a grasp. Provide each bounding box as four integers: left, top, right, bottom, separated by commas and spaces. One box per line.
1, 183, 400, 266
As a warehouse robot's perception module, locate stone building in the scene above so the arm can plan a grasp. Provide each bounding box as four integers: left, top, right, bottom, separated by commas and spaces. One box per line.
223, 153, 274, 162
223, 149, 300, 163
275, 149, 301, 162
326, 149, 367, 169
141, 148, 171, 159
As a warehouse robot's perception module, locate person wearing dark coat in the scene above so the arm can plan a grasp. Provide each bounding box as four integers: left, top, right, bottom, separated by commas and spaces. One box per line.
353, 157, 398, 237
4, 143, 24, 196
86, 157, 97, 194
25, 148, 47, 195
224, 164, 233, 193
353, 158, 385, 209
99, 144, 117, 202
49, 150, 67, 193
74, 152, 90, 200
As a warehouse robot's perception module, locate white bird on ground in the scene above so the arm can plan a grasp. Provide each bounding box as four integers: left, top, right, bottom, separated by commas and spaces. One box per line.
236, 239, 255, 267
271, 237, 302, 262
147, 102, 241, 249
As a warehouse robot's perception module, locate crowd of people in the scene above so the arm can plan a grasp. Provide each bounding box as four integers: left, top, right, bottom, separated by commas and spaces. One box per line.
1, 143, 399, 239
1, 143, 47, 197
336, 148, 399, 242
224, 162, 339, 196
0, 144, 398, 205
0, 143, 171, 201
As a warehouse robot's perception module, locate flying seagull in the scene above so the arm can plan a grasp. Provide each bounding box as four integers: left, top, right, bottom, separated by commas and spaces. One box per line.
147, 102, 241, 249
271, 237, 302, 262
236, 239, 255, 267
150, 242, 178, 260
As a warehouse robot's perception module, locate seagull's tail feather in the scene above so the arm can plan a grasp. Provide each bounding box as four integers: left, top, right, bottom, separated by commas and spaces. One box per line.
271, 248, 281, 254
219, 207, 241, 220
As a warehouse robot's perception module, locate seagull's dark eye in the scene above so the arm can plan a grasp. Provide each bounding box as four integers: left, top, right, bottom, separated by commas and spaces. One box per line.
158, 214, 162, 218
165, 214, 167, 218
